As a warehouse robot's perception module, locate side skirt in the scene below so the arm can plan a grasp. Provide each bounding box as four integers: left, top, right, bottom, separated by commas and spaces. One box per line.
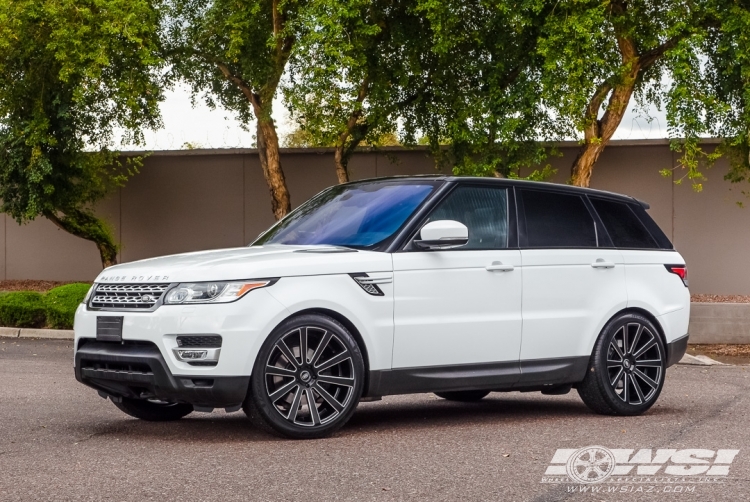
365, 356, 589, 397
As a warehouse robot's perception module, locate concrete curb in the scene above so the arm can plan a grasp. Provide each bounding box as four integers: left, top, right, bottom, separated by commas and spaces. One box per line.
678, 353, 727, 366
0, 327, 20, 338
0, 328, 74, 340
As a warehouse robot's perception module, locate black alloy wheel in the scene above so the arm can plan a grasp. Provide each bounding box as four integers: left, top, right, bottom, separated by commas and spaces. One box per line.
245, 314, 364, 439
578, 313, 666, 416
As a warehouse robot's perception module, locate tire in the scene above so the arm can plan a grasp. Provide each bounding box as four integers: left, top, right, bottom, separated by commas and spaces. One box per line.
435, 390, 490, 402
245, 314, 365, 439
578, 313, 666, 416
112, 397, 194, 421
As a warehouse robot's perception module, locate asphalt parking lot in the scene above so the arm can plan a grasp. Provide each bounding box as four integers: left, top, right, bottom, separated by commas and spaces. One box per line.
1, 339, 748, 502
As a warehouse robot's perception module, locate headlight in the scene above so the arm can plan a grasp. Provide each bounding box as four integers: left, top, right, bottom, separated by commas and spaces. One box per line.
164, 280, 273, 305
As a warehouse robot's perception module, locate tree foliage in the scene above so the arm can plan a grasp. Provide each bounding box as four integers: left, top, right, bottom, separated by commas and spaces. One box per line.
536, 0, 750, 188
165, 0, 303, 219
402, 0, 557, 179
283, 0, 427, 182
0, 0, 164, 267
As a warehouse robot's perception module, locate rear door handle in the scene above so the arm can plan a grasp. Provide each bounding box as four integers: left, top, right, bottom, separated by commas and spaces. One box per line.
591, 259, 615, 269
486, 261, 514, 272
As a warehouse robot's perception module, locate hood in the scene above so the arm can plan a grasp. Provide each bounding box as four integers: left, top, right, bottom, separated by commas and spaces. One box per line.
95, 245, 392, 283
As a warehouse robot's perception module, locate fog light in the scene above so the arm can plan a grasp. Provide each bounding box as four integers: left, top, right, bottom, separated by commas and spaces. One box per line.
172, 347, 221, 363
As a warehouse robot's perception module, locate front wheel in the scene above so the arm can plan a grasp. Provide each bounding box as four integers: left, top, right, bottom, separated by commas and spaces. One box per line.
578, 313, 666, 416
113, 397, 194, 421
245, 314, 365, 439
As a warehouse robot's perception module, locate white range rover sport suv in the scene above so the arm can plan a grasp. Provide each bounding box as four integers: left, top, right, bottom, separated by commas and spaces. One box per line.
74, 177, 690, 439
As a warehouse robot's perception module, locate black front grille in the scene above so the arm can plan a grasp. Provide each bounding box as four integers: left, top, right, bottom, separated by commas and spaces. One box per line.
176, 335, 222, 348
80, 359, 153, 375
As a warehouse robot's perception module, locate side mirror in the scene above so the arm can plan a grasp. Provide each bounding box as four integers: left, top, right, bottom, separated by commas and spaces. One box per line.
414, 220, 469, 250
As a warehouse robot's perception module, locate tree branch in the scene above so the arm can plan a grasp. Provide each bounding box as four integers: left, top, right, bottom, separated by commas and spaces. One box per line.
640, 33, 688, 70
214, 61, 262, 112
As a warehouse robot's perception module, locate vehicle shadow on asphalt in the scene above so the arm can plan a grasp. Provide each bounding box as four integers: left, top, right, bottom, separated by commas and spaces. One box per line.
68, 393, 679, 442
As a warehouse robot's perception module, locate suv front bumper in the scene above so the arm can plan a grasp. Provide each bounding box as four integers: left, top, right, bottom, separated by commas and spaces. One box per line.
74, 340, 250, 407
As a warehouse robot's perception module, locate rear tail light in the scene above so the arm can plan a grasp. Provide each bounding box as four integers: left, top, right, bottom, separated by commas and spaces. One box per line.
665, 264, 688, 287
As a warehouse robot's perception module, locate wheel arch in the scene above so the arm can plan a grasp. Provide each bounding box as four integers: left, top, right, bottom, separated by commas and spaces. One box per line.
602, 306, 668, 351
281, 307, 371, 394
607, 307, 667, 347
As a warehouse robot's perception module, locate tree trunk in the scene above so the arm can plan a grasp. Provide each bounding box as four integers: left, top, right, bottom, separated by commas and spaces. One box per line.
44, 209, 118, 268
256, 117, 291, 220
570, 81, 636, 187
334, 145, 350, 184
332, 79, 370, 184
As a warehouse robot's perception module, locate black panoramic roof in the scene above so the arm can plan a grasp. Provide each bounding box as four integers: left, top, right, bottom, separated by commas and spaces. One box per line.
347, 175, 649, 209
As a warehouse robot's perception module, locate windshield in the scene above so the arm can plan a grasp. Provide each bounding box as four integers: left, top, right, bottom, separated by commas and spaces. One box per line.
254, 180, 438, 248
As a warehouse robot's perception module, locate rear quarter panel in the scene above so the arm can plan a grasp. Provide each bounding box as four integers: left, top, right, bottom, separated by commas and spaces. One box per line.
623, 250, 691, 343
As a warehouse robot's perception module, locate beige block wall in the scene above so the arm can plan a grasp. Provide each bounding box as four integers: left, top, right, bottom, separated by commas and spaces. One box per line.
1, 142, 747, 294
673, 159, 750, 294
0, 214, 5, 280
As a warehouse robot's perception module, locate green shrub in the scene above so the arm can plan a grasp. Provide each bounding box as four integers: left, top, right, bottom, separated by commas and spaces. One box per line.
0, 292, 46, 328
44, 283, 91, 329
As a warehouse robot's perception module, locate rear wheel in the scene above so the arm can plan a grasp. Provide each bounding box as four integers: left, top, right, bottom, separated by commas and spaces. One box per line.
245, 314, 364, 439
435, 390, 490, 402
113, 397, 193, 421
578, 313, 666, 416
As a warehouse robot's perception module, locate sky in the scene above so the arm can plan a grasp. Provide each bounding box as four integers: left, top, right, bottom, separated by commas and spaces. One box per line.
122, 82, 671, 151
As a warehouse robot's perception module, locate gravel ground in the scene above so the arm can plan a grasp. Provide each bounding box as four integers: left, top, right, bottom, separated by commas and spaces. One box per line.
690, 294, 750, 303
688, 344, 750, 365
1, 339, 749, 502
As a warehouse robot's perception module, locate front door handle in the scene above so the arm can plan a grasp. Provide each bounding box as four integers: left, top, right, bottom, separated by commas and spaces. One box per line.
486, 261, 514, 272
591, 259, 615, 269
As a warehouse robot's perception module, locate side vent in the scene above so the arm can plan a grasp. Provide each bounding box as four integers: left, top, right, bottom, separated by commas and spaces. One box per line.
350, 273, 392, 297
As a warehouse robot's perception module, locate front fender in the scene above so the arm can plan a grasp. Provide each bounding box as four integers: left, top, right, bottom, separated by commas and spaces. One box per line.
263, 274, 394, 371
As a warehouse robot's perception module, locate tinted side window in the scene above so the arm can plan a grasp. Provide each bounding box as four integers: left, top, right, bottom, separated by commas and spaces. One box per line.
521, 190, 596, 247
630, 204, 673, 249
590, 198, 658, 249
426, 186, 508, 249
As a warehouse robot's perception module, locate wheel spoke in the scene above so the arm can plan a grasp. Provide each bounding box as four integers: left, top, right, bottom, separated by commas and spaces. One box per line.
633, 368, 660, 390
268, 379, 298, 403
309, 331, 332, 367
314, 383, 344, 413
266, 365, 296, 378
610, 337, 625, 359
287, 385, 303, 422
306, 388, 321, 425
631, 375, 646, 404
622, 374, 629, 403
621, 326, 629, 358
315, 350, 351, 372
276, 339, 299, 369
628, 323, 644, 355
300, 327, 309, 364
635, 359, 662, 368
607, 359, 623, 368
633, 338, 657, 359
317, 374, 355, 387
609, 367, 624, 387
